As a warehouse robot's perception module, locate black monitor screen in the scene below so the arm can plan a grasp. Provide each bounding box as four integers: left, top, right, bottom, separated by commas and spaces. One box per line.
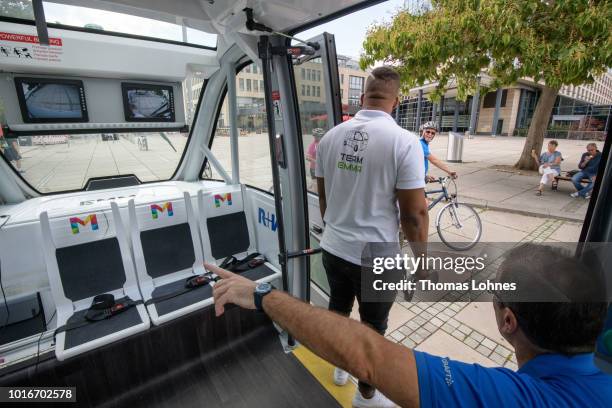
15, 77, 88, 123
122, 82, 175, 122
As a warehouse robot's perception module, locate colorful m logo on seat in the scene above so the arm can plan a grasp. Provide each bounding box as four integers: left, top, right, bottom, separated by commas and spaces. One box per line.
214, 193, 232, 208
151, 202, 173, 219
70, 214, 99, 234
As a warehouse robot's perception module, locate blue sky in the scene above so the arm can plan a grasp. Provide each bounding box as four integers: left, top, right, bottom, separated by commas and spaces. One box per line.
44, 1, 406, 59
297, 0, 406, 58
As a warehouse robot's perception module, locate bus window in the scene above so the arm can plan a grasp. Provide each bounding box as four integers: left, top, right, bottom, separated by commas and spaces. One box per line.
0, 132, 189, 193
0, 1, 218, 48
207, 115, 232, 181
203, 63, 272, 192
0, 1, 34, 20
293, 57, 330, 193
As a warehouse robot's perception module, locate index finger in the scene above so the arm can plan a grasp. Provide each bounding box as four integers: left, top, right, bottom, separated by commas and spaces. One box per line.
204, 262, 236, 279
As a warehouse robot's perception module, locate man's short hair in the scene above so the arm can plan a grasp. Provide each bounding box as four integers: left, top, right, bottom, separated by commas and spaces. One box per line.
364, 66, 400, 101
549, 140, 559, 147
587, 142, 598, 149
497, 243, 607, 354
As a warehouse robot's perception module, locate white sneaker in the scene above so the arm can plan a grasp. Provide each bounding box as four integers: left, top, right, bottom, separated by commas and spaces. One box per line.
333, 367, 349, 386
570, 192, 579, 198
352, 389, 396, 408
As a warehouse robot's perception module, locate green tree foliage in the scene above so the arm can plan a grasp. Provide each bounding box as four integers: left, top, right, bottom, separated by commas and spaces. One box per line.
0, 1, 34, 20
361, 0, 612, 169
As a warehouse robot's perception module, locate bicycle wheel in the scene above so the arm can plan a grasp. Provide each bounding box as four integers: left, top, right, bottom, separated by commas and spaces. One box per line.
436, 202, 482, 250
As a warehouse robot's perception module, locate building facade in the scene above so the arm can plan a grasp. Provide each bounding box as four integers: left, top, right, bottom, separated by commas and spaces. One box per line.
337, 55, 370, 114
559, 74, 612, 106
397, 71, 612, 139
201, 56, 370, 134
403, 0, 432, 15
183, 76, 205, 125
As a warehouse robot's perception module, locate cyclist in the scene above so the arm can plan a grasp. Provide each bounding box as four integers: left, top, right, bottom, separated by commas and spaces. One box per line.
419, 121, 457, 183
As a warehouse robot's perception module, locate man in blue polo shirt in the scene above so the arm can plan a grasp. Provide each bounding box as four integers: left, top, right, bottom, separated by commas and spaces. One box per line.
415, 243, 610, 407
210, 242, 611, 407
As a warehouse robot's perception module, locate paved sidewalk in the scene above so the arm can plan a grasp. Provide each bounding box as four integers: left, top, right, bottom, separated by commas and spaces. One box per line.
425, 135, 596, 222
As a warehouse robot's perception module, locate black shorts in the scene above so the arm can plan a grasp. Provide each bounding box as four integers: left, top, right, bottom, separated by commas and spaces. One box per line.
321, 249, 394, 334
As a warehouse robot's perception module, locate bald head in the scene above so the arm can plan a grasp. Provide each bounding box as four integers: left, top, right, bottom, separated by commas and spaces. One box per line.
361, 66, 400, 113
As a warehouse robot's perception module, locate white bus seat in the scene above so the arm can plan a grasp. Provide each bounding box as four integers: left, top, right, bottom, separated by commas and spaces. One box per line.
126, 192, 210, 325
197, 186, 280, 284
39, 203, 150, 361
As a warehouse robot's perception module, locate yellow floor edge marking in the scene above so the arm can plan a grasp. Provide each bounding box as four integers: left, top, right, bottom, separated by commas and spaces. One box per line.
292, 345, 356, 408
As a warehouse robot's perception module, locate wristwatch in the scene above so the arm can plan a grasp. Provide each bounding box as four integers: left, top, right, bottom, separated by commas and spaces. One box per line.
254, 282, 273, 312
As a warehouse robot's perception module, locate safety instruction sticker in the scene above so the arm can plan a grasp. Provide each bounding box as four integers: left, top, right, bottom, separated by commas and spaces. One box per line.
0, 32, 63, 62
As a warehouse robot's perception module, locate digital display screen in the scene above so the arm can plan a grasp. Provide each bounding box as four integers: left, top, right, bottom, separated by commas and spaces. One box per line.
122, 83, 175, 122
14, 77, 88, 123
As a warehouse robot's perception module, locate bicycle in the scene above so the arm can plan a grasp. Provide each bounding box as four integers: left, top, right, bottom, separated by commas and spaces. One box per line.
426, 176, 482, 250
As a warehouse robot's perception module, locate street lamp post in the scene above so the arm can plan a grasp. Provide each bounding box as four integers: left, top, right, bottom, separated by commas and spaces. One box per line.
491, 88, 503, 136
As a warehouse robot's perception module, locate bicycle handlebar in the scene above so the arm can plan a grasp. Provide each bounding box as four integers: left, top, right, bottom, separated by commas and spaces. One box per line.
427, 176, 450, 184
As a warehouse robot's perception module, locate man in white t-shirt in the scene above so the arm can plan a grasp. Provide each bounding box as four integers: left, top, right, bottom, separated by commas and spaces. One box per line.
315, 66, 428, 407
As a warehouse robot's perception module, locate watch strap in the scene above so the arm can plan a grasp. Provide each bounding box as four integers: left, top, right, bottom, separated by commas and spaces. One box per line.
254, 284, 272, 312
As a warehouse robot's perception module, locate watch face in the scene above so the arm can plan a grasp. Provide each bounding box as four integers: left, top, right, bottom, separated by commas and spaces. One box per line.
256, 282, 272, 294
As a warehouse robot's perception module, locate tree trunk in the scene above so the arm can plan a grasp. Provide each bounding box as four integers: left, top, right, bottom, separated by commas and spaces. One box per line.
514, 85, 559, 170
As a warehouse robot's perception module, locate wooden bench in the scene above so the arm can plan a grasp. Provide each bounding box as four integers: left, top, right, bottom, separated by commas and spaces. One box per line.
552, 174, 591, 190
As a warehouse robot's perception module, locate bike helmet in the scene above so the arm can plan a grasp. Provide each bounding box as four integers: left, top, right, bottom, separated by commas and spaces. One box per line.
420, 121, 439, 131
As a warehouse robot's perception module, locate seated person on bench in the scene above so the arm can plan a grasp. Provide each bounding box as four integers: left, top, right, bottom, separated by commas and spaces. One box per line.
570, 143, 601, 199
531, 140, 562, 196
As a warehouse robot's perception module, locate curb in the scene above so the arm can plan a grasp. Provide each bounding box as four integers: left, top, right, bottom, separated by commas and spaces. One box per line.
459, 198, 585, 223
